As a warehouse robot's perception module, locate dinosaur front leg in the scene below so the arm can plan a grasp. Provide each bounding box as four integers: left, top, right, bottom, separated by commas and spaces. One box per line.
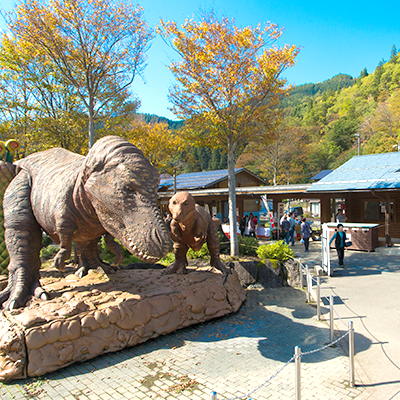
104, 233, 124, 266
74, 239, 119, 278
164, 242, 189, 274
0, 170, 47, 310
53, 232, 73, 271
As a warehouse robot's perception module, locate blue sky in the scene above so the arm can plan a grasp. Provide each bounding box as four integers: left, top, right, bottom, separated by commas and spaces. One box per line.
1, 0, 400, 120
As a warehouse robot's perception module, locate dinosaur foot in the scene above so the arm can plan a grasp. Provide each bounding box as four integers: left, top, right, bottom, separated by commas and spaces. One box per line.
163, 262, 187, 275
210, 260, 231, 275
75, 261, 120, 278
0, 270, 48, 311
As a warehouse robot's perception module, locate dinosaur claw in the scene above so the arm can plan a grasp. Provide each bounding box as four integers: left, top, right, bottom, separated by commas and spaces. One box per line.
40, 293, 49, 301
8, 300, 18, 311
75, 267, 86, 278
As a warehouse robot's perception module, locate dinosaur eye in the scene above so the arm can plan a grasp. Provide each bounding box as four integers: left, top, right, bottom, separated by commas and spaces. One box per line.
126, 185, 135, 191
172, 200, 176, 205
184, 201, 188, 205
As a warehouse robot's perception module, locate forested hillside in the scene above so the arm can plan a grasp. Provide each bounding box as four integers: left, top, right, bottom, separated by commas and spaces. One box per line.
235, 46, 400, 185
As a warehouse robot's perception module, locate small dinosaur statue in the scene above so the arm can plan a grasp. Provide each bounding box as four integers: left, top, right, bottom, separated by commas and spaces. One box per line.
165, 191, 230, 275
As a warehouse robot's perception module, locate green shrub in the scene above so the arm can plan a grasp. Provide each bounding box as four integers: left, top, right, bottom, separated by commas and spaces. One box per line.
256, 240, 294, 262
40, 244, 59, 261
238, 236, 259, 256
99, 236, 143, 266
187, 242, 210, 259
42, 234, 53, 247
158, 252, 175, 266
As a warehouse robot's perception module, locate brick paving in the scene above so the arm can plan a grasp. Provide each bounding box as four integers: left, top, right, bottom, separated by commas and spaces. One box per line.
0, 279, 367, 400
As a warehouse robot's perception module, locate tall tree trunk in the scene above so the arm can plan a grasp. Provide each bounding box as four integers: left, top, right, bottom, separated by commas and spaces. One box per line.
88, 99, 95, 148
227, 136, 239, 256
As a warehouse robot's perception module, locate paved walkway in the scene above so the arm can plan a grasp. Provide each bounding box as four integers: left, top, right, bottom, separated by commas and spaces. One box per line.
1, 240, 395, 399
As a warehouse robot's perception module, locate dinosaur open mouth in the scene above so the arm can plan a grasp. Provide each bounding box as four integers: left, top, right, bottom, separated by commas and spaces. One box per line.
126, 236, 161, 262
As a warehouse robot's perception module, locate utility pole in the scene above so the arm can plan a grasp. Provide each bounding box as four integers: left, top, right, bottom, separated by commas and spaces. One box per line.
354, 134, 360, 156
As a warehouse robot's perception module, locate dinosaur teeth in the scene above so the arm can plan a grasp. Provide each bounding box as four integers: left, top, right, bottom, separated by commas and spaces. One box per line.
139, 251, 144, 257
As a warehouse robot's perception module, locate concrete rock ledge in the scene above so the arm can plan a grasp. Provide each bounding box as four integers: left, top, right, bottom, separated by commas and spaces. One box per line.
0, 267, 246, 381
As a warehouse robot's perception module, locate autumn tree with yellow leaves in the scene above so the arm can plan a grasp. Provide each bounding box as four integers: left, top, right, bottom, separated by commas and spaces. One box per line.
124, 121, 185, 173
158, 14, 299, 255
7, 0, 153, 148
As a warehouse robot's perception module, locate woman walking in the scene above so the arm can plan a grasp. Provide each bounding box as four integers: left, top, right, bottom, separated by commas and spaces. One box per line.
300, 217, 312, 252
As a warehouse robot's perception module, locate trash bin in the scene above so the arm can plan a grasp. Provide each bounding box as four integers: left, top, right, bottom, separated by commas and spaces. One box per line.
326, 223, 379, 251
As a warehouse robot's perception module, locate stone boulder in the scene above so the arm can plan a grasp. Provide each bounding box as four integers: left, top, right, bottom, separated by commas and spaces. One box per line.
228, 258, 303, 289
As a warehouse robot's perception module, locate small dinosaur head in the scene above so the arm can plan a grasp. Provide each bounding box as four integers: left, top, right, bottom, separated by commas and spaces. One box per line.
169, 192, 196, 224
81, 136, 170, 263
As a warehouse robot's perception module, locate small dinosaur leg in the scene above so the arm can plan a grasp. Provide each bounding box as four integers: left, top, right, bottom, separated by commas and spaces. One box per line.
74, 239, 119, 277
163, 242, 189, 274
207, 223, 230, 275
0, 170, 46, 310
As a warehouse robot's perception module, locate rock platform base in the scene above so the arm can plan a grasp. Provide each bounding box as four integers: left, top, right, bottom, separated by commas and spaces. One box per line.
0, 267, 246, 381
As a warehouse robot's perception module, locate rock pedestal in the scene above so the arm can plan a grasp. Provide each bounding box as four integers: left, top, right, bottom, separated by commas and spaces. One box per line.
0, 267, 245, 381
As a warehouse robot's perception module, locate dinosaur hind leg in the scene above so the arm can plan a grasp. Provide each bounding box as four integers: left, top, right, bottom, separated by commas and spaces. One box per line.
1, 170, 45, 310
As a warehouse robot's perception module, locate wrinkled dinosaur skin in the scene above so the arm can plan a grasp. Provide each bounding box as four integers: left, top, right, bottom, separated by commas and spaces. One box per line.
0, 136, 170, 310
165, 191, 230, 275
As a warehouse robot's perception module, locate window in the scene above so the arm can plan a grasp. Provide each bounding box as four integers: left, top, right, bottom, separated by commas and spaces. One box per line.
364, 201, 378, 221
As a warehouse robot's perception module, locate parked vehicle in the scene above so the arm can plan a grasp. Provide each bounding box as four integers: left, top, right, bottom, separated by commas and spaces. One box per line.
290, 206, 304, 217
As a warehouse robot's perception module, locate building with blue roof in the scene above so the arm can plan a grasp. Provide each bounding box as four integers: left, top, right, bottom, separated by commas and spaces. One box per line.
158, 168, 265, 192
307, 152, 400, 243
158, 168, 267, 222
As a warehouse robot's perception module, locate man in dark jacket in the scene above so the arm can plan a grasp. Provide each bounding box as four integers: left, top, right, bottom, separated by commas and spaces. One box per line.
329, 223, 347, 267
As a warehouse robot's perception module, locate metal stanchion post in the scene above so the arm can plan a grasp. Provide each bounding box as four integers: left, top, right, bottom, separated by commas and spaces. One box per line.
317, 276, 321, 321
210, 391, 218, 400
299, 259, 303, 289
330, 295, 334, 343
306, 265, 310, 302
349, 321, 355, 387
295, 346, 301, 400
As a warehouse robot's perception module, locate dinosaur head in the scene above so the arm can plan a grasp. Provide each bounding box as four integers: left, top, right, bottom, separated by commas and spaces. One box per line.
80, 136, 170, 263
169, 192, 196, 225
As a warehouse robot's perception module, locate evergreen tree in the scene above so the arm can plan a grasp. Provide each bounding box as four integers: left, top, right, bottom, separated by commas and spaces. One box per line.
219, 152, 228, 169
390, 45, 398, 63
209, 148, 221, 170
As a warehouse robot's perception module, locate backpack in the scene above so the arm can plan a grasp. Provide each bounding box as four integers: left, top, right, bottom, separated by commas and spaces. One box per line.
281, 219, 290, 232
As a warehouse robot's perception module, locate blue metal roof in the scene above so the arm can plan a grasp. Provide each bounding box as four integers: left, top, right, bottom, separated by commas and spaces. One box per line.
307, 152, 400, 192
159, 168, 244, 190
311, 170, 333, 181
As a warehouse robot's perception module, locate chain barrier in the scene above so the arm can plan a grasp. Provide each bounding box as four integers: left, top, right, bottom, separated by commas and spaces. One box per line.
224, 356, 295, 400
213, 327, 353, 400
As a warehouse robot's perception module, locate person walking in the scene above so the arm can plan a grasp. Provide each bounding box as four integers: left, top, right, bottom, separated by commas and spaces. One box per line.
288, 213, 297, 246
248, 213, 256, 237
280, 215, 290, 243
336, 209, 347, 223
301, 217, 312, 251
239, 215, 248, 237
329, 223, 347, 267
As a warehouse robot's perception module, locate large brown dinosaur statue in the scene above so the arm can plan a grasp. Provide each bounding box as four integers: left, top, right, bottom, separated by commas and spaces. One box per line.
0, 136, 170, 310
165, 191, 230, 275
